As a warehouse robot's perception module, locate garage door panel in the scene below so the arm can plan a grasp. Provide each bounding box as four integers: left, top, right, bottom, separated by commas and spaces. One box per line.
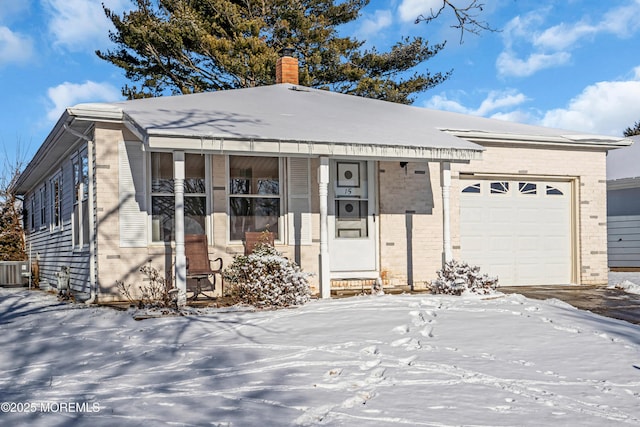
460, 179, 571, 286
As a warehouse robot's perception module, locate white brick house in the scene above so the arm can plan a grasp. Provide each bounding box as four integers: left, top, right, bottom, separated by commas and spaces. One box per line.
14, 55, 630, 303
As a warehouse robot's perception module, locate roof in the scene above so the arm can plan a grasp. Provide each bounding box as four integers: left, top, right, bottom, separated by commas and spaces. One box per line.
15, 84, 632, 193
607, 135, 640, 185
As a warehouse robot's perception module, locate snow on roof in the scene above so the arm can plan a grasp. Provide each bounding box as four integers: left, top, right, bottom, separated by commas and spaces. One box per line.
85, 84, 626, 150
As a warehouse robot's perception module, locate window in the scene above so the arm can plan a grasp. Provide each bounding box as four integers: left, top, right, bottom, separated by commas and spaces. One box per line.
29, 197, 35, 231
185, 155, 206, 235
151, 153, 208, 242
50, 174, 62, 230
518, 182, 537, 195
151, 152, 174, 242
462, 183, 481, 194
334, 161, 369, 238
228, 156, 280, 241
73, 150, 90, 248
546, 185, 564, 195
39, 186, 46, 227
490, 181, 509, 194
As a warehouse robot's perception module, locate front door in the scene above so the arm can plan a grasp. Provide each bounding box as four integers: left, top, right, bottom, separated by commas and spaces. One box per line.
328, 160, 377, 276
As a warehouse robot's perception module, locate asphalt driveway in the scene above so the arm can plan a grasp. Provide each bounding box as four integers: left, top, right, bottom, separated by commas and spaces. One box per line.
500, 272, 640, 325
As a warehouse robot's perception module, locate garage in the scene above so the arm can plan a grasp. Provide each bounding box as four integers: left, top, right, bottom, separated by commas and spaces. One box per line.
460, 179, 572, 285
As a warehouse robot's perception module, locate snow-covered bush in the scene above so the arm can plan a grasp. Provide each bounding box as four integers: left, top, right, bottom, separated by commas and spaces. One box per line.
430, 260, 498, 295
223, 243, 312, 308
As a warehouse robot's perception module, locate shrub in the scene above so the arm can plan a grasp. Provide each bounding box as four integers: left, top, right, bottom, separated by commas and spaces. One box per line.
430, 260, 498, 296
116, 265, 174, 308
223, 243, 311, 308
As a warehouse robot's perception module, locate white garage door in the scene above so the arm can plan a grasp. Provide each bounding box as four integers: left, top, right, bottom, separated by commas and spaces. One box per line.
460, 180, 572, 286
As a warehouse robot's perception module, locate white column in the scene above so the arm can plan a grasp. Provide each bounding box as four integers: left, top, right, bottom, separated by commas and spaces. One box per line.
318, 157, 331, 299
174, 151, 187, 307
441, 162, 452, 263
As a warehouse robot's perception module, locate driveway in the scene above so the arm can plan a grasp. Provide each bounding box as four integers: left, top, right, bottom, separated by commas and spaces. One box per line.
500, 272, 640, 325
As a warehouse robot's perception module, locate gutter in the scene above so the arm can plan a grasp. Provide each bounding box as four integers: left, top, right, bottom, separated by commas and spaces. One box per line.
442, 129, 633, 149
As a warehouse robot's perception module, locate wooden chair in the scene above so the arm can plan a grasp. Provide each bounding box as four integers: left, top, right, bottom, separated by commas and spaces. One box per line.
185, 234, 223, 300
244, 231, 275, 255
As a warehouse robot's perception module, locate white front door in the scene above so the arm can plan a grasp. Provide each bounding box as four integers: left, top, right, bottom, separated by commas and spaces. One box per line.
328, 160, 377, 276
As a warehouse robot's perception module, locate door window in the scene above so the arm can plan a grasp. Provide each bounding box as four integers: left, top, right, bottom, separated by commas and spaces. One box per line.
334, 161, 368, 238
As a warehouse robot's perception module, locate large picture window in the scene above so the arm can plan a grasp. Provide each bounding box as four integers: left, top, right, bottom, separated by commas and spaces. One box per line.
228, 156, 281, 241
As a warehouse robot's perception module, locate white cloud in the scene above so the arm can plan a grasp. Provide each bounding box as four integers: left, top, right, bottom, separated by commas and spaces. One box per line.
358, 10, 394, 37
43, 0, 129, 52
398, 0, 443, 23
539, 68, 640, 135
496, 50, 571, 78
0, 26, 34, 66
46, 81, 121, 122
425, 89, 528, 117
498, 2, 640, 78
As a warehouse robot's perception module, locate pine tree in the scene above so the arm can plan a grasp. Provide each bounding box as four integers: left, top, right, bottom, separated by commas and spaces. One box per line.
97, 0, 451, 103
623, 121, 640, 137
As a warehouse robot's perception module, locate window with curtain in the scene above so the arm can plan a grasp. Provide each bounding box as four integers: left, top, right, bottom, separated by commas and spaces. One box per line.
228, 156, 280, 241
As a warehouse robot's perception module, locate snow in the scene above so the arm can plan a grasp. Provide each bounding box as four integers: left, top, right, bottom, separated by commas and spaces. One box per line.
608, 273, 640, 295
1, 288, 639, 426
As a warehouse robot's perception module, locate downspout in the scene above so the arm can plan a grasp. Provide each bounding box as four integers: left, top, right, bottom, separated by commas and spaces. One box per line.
64, 124, 98, 304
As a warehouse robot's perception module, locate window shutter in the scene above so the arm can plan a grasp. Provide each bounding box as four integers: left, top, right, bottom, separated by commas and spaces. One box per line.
119, 141, 147, 247
287, 157, 312, 245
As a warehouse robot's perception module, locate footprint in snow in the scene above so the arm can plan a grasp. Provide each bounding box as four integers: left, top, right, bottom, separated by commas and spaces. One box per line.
420, 325, 434, 338
392, 324, 410, 335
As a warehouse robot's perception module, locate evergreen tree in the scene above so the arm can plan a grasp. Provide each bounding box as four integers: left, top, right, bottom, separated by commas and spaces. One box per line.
623, 120, 640, 137
97, 0, 451, 103
0, 163, 26, 262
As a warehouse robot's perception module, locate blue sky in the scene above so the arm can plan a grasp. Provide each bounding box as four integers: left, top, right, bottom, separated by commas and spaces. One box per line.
2, 0, 640, 176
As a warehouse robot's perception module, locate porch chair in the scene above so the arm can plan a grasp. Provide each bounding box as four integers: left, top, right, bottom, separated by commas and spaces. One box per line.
244, 231, 275, 255
185, 234, 223, 300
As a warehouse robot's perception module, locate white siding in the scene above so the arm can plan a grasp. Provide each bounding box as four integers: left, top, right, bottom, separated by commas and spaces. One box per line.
608, 215, 640, 267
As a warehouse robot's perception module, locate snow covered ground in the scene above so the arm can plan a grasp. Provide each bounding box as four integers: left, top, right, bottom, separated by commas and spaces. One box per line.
0, 287, 639, 426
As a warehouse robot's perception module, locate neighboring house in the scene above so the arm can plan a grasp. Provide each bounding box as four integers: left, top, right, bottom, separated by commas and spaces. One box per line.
13, 53, 631, 303
607, 135, 640, 268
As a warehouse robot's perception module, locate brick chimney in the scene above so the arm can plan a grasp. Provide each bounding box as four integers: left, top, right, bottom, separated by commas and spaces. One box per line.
276, 47, 299, 85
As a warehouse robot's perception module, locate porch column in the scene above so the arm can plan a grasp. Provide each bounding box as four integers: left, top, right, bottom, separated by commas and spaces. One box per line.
441, 162, 453, 263
174, 151, 187, 307
318, 156, 331, 299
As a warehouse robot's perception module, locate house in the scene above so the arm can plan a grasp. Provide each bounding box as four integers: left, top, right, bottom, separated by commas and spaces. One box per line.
13, 53, 631, 304
607, 135, 640, 268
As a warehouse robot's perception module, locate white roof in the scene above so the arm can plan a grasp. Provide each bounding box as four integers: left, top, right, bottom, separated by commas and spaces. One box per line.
74, 84, 629, 152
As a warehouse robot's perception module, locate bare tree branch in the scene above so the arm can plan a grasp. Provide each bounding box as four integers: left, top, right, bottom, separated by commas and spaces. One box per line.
415, 0, 499, 44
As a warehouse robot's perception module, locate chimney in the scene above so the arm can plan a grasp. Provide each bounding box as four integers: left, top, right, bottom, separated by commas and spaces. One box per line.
276, 47, 299, 85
